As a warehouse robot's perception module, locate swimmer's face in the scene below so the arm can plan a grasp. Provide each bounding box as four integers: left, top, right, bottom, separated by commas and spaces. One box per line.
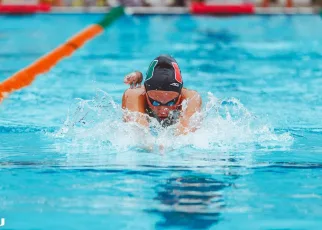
146, 90, 181, 119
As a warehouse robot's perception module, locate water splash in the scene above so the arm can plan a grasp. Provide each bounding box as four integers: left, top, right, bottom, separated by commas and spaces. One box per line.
185, 93, 293, 151
54, 90, 293, 153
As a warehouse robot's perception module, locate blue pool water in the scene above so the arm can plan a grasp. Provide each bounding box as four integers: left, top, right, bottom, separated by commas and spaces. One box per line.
1, 14, 322, 229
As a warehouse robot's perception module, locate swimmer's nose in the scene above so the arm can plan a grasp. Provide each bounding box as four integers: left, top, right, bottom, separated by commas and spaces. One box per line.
157, 107, 170, 118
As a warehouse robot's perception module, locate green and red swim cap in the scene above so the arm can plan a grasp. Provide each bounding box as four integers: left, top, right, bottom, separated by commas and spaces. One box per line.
144, 55, 183, 93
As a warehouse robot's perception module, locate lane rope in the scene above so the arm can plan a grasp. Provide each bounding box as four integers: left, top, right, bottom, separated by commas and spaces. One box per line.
0, 6, 124, 102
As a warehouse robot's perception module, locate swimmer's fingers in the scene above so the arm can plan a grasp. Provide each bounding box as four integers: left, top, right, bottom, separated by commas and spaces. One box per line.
123, 71, 143, 88
132, 78, 142, 88
135, 71, 143, 85
124, 73, 136, 85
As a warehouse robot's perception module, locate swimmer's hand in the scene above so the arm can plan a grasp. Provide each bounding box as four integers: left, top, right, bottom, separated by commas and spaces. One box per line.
124, 71, 143, 89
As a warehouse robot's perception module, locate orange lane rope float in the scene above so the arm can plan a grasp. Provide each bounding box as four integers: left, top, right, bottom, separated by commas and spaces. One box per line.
0, 6, 124, 102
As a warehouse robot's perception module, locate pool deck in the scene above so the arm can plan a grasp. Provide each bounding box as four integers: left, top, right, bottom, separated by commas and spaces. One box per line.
50, 6, 321, 15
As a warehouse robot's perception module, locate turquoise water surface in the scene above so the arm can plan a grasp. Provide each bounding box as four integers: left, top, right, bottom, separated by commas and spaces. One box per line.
1, 14, 322, 229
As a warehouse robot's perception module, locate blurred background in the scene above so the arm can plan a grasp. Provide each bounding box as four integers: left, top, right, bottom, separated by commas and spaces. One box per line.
0, 0, 321, 7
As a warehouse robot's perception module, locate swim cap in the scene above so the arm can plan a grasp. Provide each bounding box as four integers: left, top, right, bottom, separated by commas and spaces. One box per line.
144, 55, 183, 93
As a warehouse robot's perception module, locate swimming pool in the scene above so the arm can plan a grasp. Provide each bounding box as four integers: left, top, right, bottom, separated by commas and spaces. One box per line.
1, 14, 322, 229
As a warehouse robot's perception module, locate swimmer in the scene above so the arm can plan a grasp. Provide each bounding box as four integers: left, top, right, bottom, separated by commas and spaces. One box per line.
122, 55, 202, 135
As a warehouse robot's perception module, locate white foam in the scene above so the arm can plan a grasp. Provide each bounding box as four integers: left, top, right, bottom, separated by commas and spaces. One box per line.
54, 90, 293, 153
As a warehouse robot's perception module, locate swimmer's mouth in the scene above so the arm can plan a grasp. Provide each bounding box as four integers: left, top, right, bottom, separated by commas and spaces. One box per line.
157, 116, 177, 128
157, 111, 180, 124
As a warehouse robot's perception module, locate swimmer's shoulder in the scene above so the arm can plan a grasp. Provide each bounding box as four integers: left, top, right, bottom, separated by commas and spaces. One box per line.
122, 86, 147, 113
123, 85, 146, 97
181, 88, 202, 102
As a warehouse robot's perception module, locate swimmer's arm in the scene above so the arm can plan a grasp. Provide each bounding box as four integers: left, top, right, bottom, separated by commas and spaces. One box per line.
122, 90, 154, 152
122, 85, 149, 127
176, 89, 202, 135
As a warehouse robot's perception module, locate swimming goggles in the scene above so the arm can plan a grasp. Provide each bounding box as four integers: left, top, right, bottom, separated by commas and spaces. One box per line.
147, 95, 180, 107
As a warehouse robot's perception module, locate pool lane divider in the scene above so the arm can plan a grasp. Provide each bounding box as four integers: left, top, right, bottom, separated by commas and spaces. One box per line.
190, 2, 255, 15
0, 4, 51, 14
0, 6, 124, 102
